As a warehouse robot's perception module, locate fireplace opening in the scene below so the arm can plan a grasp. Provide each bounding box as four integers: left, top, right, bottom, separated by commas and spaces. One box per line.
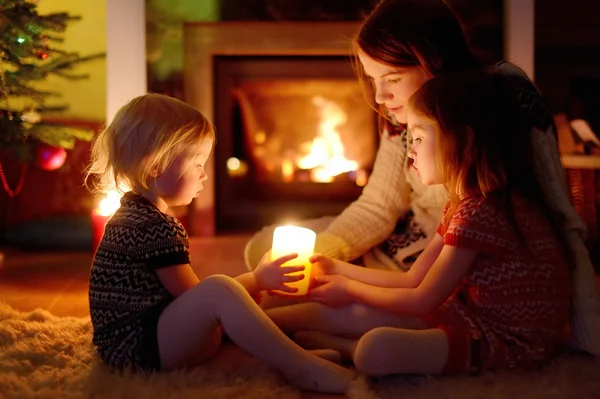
213, 55, 378, 232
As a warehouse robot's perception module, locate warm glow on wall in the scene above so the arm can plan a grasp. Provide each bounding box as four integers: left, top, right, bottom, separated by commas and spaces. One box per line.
91, 191, 122, 252
97, 190, 122, 217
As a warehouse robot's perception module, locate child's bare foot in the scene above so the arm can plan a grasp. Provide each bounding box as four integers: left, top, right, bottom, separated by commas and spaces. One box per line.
283, 355, 356, 394
295, 330, 357, 361
308, 349, 341, 364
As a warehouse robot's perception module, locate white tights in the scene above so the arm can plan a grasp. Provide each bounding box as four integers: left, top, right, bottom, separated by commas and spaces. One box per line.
266, 302, 449, 376
156, 275, 355, 394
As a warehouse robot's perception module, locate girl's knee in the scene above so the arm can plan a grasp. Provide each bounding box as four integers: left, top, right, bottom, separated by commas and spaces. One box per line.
197, 274, 246, 297
200, 274, 234, 286
354, 328, 449, 376
353, 327, 399, 376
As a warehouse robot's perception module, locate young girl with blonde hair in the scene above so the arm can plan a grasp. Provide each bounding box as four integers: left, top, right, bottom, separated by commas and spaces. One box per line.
267, 72, 573, 376
85, 93, 354, 393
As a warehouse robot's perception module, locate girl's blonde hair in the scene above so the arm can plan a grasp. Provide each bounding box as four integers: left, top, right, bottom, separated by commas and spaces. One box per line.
85, 93, 215, 196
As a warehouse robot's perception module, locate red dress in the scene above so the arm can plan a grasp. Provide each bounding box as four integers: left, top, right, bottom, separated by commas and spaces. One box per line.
425, 194, 572, 374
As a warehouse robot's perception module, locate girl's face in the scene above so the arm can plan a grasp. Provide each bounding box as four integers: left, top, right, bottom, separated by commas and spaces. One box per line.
155, 137, 213, 209
406, 107, 443, 186
358, 50, 431, 124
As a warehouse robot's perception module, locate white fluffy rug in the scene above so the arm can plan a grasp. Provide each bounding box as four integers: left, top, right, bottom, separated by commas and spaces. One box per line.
1, 302, 599, 399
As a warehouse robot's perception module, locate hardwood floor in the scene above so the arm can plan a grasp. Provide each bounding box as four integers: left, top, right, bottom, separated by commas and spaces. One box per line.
0, 235, 251, 317
0, 235, 345, 399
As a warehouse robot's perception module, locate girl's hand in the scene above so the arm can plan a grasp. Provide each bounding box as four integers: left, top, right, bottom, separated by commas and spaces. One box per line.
253, 251, 305, 294
309, 274, 353, 307
308, 254, 338, 288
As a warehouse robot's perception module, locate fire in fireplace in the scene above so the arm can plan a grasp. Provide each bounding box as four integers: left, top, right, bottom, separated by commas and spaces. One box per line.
213, 55, 378, 232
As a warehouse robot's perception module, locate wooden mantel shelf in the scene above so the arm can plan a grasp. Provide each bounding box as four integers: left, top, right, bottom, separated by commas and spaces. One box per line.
562, 154, 600, 169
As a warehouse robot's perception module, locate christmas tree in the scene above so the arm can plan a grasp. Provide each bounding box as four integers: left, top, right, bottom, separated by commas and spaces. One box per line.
0, 0, 104, 174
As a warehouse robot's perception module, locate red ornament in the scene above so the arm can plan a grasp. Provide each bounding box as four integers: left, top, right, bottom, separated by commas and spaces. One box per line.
37, 50, 49, 60
36, 144, 67, 171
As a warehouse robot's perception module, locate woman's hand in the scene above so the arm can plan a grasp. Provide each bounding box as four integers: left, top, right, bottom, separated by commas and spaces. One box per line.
309, 274, 353, 307
253, 251, 305, 294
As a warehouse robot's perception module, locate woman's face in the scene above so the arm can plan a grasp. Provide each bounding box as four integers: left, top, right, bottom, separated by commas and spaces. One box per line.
358, 50, 431, 124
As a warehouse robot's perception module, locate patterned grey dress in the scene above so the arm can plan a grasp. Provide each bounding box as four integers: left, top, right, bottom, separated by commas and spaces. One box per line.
89, 192, 190, 371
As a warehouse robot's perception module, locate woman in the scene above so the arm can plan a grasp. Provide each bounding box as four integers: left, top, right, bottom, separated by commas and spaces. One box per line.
245, 0, 600, 358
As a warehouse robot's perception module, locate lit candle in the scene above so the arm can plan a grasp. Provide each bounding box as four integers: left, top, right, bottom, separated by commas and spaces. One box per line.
271, 225, 316, 296
91, 191, 122, 252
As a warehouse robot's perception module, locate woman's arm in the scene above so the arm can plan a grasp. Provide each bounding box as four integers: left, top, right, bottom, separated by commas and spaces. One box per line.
330, 233, 445, 288
315, 128, 413, 261
344, 244, 478, 317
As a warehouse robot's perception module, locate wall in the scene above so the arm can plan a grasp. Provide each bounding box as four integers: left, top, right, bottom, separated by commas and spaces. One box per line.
0, 1, 106, 249
36, 0, 106, 121
535, 0, 600, 126
147, 0, 218, 98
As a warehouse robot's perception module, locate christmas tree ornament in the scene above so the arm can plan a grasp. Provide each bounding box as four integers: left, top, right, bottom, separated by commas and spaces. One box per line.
20, 110, 41, 124
36, 143, 67, 171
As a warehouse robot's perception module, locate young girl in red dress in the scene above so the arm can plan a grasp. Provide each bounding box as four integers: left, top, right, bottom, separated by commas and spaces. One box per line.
267, 71, 572, 376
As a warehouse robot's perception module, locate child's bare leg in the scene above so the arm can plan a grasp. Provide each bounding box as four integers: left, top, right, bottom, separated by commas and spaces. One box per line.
266, 302, 425, 335
307, 349, 342, 364
295, 331, 359, 362
295, 327, 448, 376
157, 275, 355, 394
355, 327, 448, 376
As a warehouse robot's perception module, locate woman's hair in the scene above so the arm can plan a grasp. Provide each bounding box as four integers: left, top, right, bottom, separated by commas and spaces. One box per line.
356, 0, 479, 75
85, 93, 214, 196
408, 71, 569, 256
352, 0, 481, 120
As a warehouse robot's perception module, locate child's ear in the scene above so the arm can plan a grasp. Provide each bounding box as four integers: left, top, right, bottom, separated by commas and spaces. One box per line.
148, 165, 161, 178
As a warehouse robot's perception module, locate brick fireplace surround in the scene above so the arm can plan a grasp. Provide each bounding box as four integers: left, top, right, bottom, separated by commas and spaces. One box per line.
184, 22, 361, 236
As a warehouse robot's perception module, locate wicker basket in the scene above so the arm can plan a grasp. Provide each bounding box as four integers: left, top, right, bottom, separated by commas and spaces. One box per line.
563, 154, 600, 273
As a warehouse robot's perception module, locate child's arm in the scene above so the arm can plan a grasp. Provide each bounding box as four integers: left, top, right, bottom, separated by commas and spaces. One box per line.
344, 244, 477, 316
156, 264, 200, 297
156, 254, 304, 299
311, 243, 477, 316
315, 234, 445, 289
236, 253, 305, 297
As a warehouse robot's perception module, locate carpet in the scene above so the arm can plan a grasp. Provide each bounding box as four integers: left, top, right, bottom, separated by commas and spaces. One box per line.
1, 302, 599, 399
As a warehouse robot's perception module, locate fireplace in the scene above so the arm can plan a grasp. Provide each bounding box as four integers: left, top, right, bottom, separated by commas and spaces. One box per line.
184, 22, 374, 235
213, 55, 377, 232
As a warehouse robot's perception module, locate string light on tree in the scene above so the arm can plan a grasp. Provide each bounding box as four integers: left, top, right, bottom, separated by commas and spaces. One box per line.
0, 0, 104, 198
